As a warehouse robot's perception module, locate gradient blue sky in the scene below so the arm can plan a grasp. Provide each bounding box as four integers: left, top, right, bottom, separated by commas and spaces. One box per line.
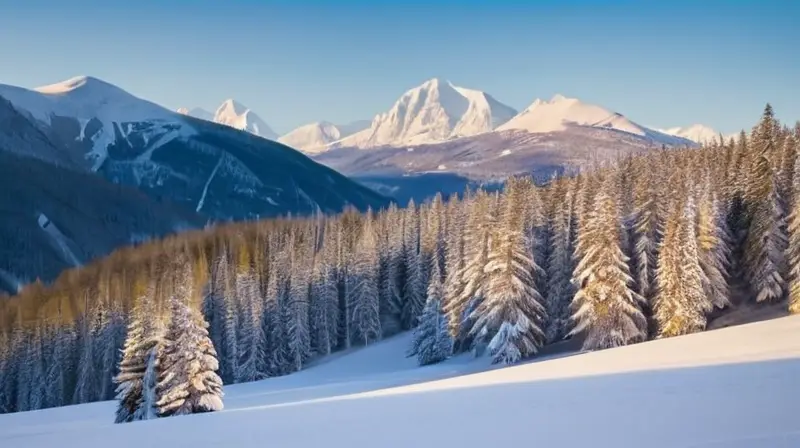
1, 0, 798, 135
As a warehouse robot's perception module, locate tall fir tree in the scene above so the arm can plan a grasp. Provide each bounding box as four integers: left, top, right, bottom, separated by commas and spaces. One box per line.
786, 154, 800, 314
468, 179, 547, 364
349, 211, 382, 345
570, 172, 647, 350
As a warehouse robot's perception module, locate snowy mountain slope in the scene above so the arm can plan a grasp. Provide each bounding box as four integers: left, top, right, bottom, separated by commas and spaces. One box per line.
177, 106, 214, 121
1, 315, 798, 447
331, 78, 517, 149
0, 76, 196, 171
212, 99, 278, 139
0, 76, 388, 222
497, 94, 693, 146
657, 124, 721, 144
278, 120, 370, 153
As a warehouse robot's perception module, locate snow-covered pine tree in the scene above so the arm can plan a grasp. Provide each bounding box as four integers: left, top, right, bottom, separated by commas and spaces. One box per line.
114, 278, 163, 423
261, 246, 289, 377
630, 160, 664, 313
444, 190, 493, 352
44, 322, 74, 408
156, 259, 224, 417
234, 245, 264, 383
287, 228, 312, 372
654, 192, 712, 337
570, 171, 647, 350
743, 105, 788, 303
379, 203, 405, 336
349, 210, 382, 345
787, 153, 800, 315
402, 200, 425, 329
545, 179, 577, 343
695, 178, 731, 310
442, 196, 466, 315
408, 225, 452, 364
468, 178, 547, 364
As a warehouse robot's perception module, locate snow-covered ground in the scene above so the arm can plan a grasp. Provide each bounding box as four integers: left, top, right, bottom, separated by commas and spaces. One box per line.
2, 315, 799, 447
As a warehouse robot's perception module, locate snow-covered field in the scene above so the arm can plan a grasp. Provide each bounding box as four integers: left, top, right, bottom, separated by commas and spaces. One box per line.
2, 315, 799, 448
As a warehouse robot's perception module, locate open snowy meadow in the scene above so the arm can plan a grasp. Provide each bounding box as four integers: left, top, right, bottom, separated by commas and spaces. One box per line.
1, 315, 798, 448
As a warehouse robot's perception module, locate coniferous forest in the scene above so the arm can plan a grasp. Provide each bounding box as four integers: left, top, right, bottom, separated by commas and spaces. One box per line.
0, 105, 798, 419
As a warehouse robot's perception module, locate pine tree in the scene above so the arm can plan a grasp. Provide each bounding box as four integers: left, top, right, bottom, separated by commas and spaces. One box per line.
444, 190, 493, 352
570, 172, 647, 350
349, 211, 382, 345
468, 179, 547, 364
743, 107, 788, 303
654, 193, 711, 337
286, 229, 312, 372
544, 180, 577, 343
402, 201, 425, 328
156, 261, 224, 417
408, 235, 452, 365
786, 154, 800, 314
695, 181, 731, 310
114, 279, 163, 423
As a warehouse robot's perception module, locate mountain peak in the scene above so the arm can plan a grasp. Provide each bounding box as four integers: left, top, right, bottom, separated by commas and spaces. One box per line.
217, 99, 250, 116
212, 99, 277, 139
657, 124, 720, 143
34, 75, 123, 96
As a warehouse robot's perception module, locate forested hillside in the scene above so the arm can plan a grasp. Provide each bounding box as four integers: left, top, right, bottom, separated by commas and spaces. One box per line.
0, 105, 798, 416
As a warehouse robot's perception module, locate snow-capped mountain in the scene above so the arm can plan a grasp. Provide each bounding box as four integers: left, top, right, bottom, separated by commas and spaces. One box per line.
0, 75, 194, 170
177, 100, 278, 140
177, 106, 214, 121
496, 94, 690, 146
331, 78, 518, 149
278, 120, 370, 153
213, 99, 278, 139
657, 124, 721, 144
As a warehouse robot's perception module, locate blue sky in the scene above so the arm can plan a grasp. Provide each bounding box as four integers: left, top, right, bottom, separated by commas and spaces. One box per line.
0, 0, 798, 135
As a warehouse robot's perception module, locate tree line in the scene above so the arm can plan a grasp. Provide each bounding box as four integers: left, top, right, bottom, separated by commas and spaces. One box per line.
0, 105, 798, 417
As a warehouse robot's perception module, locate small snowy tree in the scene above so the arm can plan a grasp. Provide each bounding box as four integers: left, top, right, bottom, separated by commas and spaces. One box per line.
156, 261, 224, 417
408, 249, 452, 365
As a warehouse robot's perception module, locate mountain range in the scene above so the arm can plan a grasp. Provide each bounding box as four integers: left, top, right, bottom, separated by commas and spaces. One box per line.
0, 75, 387, 293
179, 78, 723, 153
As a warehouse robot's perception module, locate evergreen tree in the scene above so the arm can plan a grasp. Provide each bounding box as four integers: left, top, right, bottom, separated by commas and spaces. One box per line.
114, 279, 163, 423
570, 173, 647, 350
408, 235, 452, 365
743, 107, 788, 303
695, 181, 731, 310
787, 154, 800, 314
156, 261, 224, 417
654, 193, 711, 337
349, 212, 382, 345
468, 179, 547, 364
545, 180, 577, 343
402, 201, 425, 328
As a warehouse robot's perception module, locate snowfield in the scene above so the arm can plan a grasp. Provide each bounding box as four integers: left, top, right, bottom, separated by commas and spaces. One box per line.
2, 315, 799, 448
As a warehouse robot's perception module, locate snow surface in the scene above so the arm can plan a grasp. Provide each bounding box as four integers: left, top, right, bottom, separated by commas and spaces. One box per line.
2, 315, 798, 447
212, 99, 278, 139
0, 76, 196, 170
331, 78, 517, 149
658, 124, 721, 144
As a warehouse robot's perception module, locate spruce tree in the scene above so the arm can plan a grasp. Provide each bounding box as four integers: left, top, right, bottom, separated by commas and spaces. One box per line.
743, 109, 788, 303
545, 180, 577, 343
654, 193, 711, 337
156, 260, 224, 417
570, 172, 647, 350
787, 154, 800, 314
408, 251, 452, 366
695, 181, 731, 310
114, 279, 163, 423
468, 179, 547, 364
349, 211, 382, 345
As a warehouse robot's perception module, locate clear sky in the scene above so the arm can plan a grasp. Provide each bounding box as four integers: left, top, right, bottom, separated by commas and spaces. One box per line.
0, 0, 798, 135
